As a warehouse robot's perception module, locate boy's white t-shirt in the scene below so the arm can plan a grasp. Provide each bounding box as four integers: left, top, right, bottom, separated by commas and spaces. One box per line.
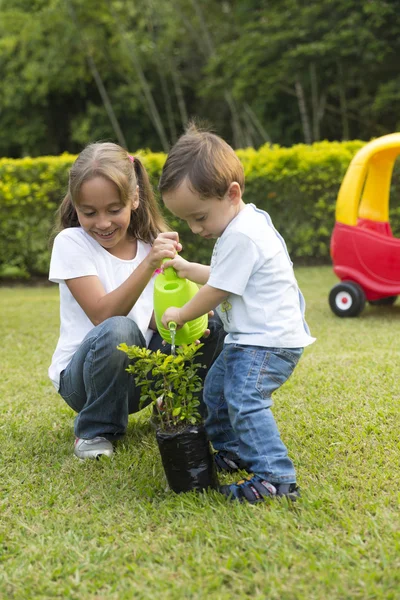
48, 227, 155, 390
207, 203, 315, 348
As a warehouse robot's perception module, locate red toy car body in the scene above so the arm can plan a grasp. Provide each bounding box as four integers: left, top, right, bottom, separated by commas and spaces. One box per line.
329, 134, 400, 317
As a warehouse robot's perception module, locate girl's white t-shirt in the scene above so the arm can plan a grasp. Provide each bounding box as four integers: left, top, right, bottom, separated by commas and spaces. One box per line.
48, 227, 155, 390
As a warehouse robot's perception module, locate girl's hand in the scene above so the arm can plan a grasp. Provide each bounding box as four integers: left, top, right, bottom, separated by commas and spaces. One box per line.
148, 232, 182, 270
161, 307, 185, 330
162, 255, 191, 279
198, 310, 214, 341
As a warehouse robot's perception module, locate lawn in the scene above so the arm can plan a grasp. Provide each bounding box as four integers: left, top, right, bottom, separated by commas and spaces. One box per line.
0, 266, 399, 600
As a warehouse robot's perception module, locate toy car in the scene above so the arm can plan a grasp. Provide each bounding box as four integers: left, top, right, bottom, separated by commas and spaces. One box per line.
329, 133, 400, 317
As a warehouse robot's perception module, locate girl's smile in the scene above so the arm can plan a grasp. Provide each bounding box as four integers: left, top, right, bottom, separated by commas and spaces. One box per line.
92, 228, 118, 241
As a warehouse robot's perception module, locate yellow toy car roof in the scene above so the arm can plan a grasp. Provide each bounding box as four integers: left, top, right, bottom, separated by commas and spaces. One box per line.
336, 133, 400, 226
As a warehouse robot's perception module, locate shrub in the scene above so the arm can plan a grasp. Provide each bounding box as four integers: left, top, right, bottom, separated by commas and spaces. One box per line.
0, 155, 74, 277
117, 342, 204, 431
2, 140, 399, 279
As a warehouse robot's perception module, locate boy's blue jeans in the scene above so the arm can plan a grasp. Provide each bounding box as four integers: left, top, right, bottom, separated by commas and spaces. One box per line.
59, 315, 225, 440
204, 344, 303, 484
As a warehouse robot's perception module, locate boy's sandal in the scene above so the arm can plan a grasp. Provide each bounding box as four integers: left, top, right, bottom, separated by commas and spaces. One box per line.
219, 475, 301, 504
214, 451, 250, 473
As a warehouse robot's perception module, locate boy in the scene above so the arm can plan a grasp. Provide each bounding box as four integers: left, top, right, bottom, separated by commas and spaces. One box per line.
159, 125, 315, 503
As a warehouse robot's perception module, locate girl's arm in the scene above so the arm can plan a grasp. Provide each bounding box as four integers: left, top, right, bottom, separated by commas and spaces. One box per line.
66, 232, 180, 326
161, 284, 228, 329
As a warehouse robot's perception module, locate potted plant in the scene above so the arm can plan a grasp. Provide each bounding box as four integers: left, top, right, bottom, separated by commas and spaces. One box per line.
117, 342, 218, 494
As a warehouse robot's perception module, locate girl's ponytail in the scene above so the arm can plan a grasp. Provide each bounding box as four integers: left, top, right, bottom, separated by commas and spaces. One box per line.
49, 192, 79, 247
58, 192, 80, 229
128, 156, 169, 242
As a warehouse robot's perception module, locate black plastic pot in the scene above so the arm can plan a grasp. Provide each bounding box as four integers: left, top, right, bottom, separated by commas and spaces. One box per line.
156, 424, 218, 493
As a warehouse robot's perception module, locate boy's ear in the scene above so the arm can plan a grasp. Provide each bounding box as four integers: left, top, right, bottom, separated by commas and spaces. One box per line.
226, 182, 242, 205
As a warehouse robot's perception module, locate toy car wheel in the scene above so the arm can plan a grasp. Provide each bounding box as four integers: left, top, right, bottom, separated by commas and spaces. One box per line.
329, 282, 366, 317
369, 296, 398, 306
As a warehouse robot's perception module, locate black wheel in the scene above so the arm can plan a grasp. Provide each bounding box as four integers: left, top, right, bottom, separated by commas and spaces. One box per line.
369, 296, 398, 306
329, 281, 366, 317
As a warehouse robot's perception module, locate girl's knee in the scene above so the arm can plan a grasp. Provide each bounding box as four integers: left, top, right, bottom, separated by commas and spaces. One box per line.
98, 316, 146, 348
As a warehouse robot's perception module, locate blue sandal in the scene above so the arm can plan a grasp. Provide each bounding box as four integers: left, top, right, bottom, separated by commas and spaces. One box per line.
219, 475, 300, 504
214, 451, 250, 473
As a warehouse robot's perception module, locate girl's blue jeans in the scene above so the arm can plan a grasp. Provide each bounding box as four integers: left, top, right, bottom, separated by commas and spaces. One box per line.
59, 315, 225, 440
204, 344, 303, 484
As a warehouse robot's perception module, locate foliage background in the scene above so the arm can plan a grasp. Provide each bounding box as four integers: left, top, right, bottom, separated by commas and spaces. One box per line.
2, 139, 400, 279
0, 140, 367, 278
0, 0, 399, 158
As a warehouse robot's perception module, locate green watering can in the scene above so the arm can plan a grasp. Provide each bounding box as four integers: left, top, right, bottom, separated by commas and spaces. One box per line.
153, 259, 208, 345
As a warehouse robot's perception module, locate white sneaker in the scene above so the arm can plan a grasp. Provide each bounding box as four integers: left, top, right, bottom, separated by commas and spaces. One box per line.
74, 437, 114, 460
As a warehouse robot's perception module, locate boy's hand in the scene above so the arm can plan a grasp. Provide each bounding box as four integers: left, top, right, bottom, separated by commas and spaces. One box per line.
161, 309, 214, 345
162, 255, 191, 279
162, 307, 185, 330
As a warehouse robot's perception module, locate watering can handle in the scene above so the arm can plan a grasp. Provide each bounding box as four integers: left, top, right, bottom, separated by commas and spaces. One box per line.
161, 258, 177, 281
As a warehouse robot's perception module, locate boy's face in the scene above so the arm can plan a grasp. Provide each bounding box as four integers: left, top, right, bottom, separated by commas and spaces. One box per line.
163, 178, 242, 239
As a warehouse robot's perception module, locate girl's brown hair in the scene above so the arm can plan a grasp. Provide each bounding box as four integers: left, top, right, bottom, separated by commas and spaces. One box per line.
54, 142, 168, 243
159, 124, 245, 199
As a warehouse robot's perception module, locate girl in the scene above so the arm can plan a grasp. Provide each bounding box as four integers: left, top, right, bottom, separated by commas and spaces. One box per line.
48, 142, 224, 459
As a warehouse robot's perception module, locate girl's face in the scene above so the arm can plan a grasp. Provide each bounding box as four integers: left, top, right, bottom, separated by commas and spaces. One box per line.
75, 176, 138, 254
162, 178, 243, 239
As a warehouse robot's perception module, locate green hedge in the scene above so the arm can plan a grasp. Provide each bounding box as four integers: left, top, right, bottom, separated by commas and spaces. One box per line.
2, 140, 398, 279
0, 155, 75, 278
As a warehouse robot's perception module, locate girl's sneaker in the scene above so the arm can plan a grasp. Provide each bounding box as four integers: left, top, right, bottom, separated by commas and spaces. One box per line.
219, 474, 300, 503
74, 437, 114, 460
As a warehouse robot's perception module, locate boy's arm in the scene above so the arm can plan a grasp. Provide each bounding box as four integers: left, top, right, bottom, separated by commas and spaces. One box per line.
162, 256, 210, 285
162, 284, 228, 329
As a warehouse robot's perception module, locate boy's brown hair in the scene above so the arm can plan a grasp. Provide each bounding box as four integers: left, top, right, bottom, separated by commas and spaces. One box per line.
159, 124, 245, 199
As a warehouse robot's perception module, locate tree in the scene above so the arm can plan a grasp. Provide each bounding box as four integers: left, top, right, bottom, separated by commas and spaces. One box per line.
203, 0, 400, 143
1, 0, 400, 157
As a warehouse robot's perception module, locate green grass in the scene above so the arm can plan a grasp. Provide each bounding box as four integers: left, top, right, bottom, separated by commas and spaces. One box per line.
0, 267, 399, 599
